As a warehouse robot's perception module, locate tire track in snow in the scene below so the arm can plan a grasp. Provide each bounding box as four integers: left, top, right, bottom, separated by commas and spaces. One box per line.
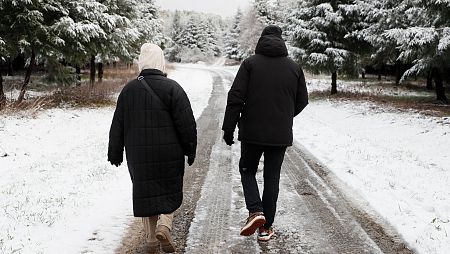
278, 144, 414, 254
185, 70, 261, 253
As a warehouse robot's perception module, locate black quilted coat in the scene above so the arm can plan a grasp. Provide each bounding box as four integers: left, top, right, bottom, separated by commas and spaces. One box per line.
222, 30, 308, 146
108, 69, 197, 217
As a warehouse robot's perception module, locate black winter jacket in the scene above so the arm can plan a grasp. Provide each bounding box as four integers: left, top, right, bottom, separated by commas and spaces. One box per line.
222, 35, 308, 146
108, 69, 197, 217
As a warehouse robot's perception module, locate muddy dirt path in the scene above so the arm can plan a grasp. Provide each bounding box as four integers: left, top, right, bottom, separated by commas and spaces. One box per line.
115, 66, 413, 254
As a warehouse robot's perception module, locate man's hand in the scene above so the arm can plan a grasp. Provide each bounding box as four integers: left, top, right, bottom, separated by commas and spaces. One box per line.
223, 131, 235, 146
187, 155, 195, 166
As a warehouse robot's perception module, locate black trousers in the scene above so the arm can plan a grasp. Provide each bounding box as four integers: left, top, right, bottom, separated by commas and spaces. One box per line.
239, 142, 287, 228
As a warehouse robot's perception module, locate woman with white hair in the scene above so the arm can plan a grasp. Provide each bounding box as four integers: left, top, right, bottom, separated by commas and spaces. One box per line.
108, 43, 197, 253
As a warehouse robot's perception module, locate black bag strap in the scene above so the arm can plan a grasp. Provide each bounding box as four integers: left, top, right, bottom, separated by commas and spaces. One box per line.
138, 76, 168, 110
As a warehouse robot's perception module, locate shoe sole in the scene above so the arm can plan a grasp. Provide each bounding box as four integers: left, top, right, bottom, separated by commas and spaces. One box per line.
240, 215, 266, 236
257, 232, 275, 241
156, 231, 176, 253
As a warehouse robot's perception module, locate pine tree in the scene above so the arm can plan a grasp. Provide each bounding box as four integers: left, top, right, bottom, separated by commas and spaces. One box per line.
0, 36, 5, 107
239, 4, 265, 59
349, 0, 421, 84
285, 0, 359, 94
201, 18, 220, 56
1, 0, 68, 102
0, 7, 6, 106
53, 0, 109, 82
224, 9, 243, 60
382, 0, 449, 102
133, 0, 163, 47
254, 0, 275, 25
167, 10, 183, 62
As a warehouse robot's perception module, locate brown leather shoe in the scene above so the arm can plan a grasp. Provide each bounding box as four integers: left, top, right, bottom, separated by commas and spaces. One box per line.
155, 225, 176, 253
148, 241, 160, 254
240, 212, 266, 236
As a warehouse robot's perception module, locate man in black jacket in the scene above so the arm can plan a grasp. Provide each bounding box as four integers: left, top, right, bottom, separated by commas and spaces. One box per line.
222, 25, 308, 241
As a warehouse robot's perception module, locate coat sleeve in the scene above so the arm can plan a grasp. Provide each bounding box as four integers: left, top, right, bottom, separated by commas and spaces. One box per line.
108, 92, 125, 163
171, 87, 197, 158
295, 68, 308, 116
222, 60, 250, 132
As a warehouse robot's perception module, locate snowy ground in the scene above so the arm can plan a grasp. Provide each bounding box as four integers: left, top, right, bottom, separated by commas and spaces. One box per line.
293, 100, 450, 254
0, 67, 213, 253
1, 63, 448, 253
305, 75, 434, 97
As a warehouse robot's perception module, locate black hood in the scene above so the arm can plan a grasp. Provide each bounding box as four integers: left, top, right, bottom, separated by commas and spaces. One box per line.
255, 35, 288, 57
261, 25, 283, 39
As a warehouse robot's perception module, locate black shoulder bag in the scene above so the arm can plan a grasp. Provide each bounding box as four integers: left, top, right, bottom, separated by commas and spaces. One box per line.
137, 76, 169, 110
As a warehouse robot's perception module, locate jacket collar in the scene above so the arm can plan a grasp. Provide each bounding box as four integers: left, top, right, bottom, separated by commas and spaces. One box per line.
139, 68, 167, 77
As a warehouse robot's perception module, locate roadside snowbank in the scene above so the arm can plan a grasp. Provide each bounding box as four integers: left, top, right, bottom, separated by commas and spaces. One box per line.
305, 76, 433, 97
294, 100, 450, 254
0, 64, 213, 253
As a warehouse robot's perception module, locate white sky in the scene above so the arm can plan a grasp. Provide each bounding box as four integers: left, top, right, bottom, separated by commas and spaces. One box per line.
154, 0, 251, 17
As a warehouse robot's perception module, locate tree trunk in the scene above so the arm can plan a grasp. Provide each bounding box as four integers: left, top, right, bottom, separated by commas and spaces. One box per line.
331, 71, 337, 95
17, 49, 36, 103
0, 73, 5, 109
395, 61, 401, 85
426, 71, 433, 90
7, 57, 13, 76
432, 68, 448, 103
113, 61, 117, 68
98, 62, 104, 83
362, 71, 366, 79
90, 55, 96, 85
76, 65, 81, 81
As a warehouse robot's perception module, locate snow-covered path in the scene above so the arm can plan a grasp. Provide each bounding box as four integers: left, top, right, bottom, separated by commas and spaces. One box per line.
181, 69, 405, 254
1, 64, 448, 253
117, 66, 414, 253
0, 67, 213, 253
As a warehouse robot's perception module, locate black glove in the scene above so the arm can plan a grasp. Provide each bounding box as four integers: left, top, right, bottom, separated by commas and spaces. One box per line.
187, 155, 195, 166
108, 158, 122, 167
223, 131, 235, 146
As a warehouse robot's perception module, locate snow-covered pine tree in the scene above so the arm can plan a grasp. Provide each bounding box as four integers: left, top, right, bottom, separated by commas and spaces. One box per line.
163, 11, 225, 63
178, 16, 202, 50
1, 0, 68, 102
0, 2, 6, 106
171, 10, 183, 44
224, 9, 243, 61
52, 0, 109, 82
285, 0, 359, 94
338, 0, 374, 77
239, 3, 266, 59
382, 0, 448, 102
254, 0, 275, 26
195, 19, 210, 53
203, 19, 221, 57
346, 0, 422, 84
0, 33, 5, 107
133, 0, 164, 47
167, 10, 183, 62
79, 0, 140, 84
100, 0, 140, 61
